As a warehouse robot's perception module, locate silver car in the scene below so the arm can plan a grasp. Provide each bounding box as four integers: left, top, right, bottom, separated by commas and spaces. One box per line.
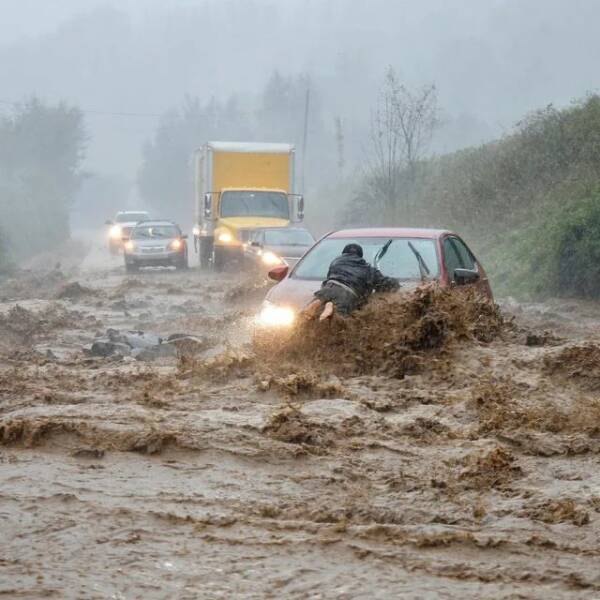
106, 210, 150, 255
123, 220, 189, 272
244, 227, 316, 269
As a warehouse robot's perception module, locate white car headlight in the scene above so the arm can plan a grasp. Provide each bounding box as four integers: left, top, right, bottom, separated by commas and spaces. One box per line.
257, 302, 296, 327
261, 250, 283, 266
217, 231, 233, 243
192, 225, 200, 236
109, 224, 122, 239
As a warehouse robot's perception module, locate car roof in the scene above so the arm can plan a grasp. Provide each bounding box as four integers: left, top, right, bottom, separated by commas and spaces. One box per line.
257, 226, 312, 233
134, 220, 177, 227
327, 227, 452, 239
117, 210, 149, 215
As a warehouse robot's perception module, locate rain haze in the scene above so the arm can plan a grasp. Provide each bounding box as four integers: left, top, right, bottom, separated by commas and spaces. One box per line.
1, 1, 598, 179
4, 2, 600, 599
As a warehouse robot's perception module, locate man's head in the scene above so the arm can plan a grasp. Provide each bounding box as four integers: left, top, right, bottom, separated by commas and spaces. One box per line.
342, 243, 363, 258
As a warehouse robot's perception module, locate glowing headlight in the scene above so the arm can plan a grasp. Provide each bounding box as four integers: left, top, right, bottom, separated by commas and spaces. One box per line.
217, 231, 233, 243
109, 224, 122, 239
124, 240, 135, 252
192, 225, 200, 236
261, 251, 283, 266
170, 239, 182, 250
257, 302, 296, 327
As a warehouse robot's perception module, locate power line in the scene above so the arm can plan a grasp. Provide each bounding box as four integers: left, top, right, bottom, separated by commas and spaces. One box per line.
0, 99, 162, 118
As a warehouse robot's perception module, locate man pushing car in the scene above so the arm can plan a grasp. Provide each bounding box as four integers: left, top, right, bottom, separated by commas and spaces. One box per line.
304, 243, 400, 321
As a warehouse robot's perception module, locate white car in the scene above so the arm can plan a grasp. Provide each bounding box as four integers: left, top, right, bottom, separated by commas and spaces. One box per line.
106, 211, 150, 254
123, 220, 189, 272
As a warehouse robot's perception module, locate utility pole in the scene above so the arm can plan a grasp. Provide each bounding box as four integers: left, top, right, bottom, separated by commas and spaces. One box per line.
300, 86, 310, 194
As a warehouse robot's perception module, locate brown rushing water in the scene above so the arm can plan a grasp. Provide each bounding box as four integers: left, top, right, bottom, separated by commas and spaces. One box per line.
2, 240, 600, 599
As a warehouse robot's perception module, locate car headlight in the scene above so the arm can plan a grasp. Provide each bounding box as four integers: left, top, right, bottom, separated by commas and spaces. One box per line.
261, 250, 283, 266
109, 224, 122, 239
170, 239, 182, 251
124, 240, 135, 252
192, 225, 200, 236
257, 302, 296, 327
218, 232, 233, 243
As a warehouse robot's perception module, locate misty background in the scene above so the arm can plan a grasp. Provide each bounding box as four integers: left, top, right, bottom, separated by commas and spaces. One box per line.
2, 0, 600, 297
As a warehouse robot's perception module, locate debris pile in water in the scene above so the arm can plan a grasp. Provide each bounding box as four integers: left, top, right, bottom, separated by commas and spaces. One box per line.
178, 349, 254, 381
543, 343, 600, 391
263, 405, 333, 449
55, 281, 95, 300
0, 304, 96, 349
255, 285, 503, 378
459, 446, 522, 490
523, 498, 590, 526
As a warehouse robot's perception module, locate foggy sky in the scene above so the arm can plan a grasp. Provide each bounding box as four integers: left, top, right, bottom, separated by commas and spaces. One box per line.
1, 0, 599, 186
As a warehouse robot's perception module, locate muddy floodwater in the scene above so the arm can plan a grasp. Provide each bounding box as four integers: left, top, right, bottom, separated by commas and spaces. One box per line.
2, 238, 600, 599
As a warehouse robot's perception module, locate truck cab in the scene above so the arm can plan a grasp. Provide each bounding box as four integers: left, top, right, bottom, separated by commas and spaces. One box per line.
193, 142, 304, 269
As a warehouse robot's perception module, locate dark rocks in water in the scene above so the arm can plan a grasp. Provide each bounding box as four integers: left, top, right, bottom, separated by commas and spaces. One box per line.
55, 281, 94, 300
166, 333, 213, 357
132, 344, 177, 361
106, 329, 162, 349
90, 340, 132, 358
89, 328, 179, 361
71, 448, 105, 459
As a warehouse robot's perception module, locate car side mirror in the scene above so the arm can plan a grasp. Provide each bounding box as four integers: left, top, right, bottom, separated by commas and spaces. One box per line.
181, 234, 188, 240
454, 268, 479, 285
250, 240, 262, 248
288, 194, 304, 222
105, 220, 113, 225
268, 265, 289, 282
204, 193, 213, 218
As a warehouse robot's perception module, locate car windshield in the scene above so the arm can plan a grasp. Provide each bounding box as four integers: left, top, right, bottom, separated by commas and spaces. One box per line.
116, 212, 148, 223
220, 191, 289, 219
132, 225, 178, 239
292, 237, 440, 280
264, 229, 314, 246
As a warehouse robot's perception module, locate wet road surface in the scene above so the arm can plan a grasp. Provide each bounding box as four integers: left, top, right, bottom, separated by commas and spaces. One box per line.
2, 238, 600, 599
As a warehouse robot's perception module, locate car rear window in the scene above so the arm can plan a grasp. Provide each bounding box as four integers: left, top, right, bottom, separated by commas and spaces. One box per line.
132, 225, 178, 239
292, 237, 440, 281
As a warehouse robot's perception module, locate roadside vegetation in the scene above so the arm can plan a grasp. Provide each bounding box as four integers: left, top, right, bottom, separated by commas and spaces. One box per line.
3, 76, 600, 301
347, 90, 600, 299
0, 98, 86, 263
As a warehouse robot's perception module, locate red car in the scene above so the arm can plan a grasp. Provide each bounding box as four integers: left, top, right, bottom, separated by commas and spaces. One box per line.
257, 228, 492, 327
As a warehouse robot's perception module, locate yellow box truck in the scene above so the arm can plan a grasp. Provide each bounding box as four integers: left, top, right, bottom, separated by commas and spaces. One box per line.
192, 141, 304, 269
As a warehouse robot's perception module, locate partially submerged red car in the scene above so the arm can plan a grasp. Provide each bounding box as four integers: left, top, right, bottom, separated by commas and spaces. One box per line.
257, 227, 492, 327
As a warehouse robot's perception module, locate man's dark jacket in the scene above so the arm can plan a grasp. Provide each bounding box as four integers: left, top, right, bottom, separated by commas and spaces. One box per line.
325, 254, 399, 301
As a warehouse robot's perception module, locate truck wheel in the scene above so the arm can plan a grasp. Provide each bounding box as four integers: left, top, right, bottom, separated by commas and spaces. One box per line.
199, 238, 212, 269
213, 247, 226, 272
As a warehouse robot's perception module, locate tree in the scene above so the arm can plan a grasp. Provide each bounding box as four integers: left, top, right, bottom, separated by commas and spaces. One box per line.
367, 67, 438, 216
0, 98, 86, 259
138, 95, 254, 224
256, 71, 311, 142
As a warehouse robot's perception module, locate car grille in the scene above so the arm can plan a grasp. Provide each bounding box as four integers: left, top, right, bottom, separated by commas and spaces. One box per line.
239, 229, 255, 243
122, 226, 133, 236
